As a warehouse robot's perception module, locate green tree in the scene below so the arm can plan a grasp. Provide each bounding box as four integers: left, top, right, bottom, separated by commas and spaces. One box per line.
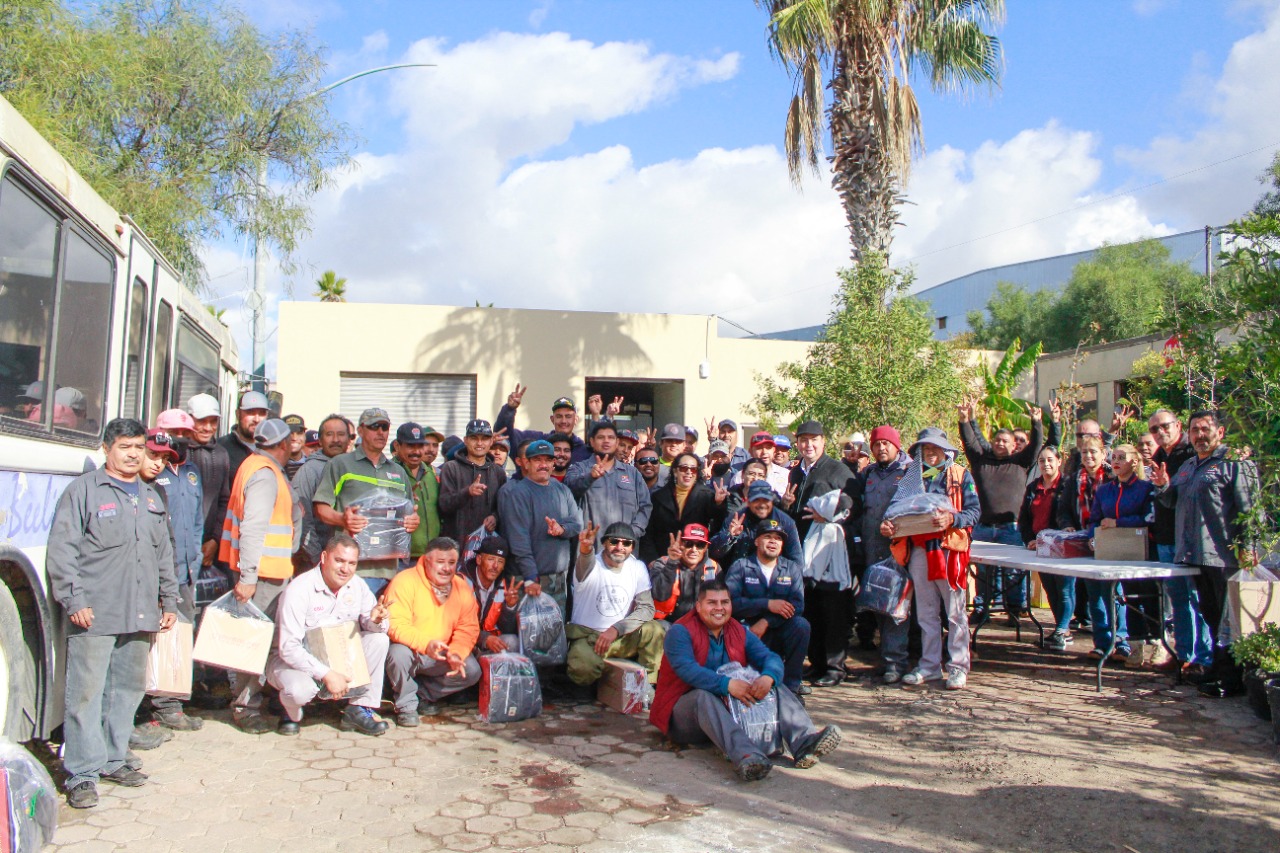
314, 269, 347, 303
757, 0, 1004, 281
0, 0, 354, 280
965, 282, 1056, 351
1252, 150, 1280, 219
974, 338, 1041, 430
755, 253, 964, 441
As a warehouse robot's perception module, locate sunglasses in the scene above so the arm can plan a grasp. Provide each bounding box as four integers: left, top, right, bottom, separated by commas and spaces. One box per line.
1149, 421, 1178, 433
681, 540, 707, 549
365, 423, 391, 431
604, 537, 634, 547
676, 464, 699, 472
637, 457, 659, 464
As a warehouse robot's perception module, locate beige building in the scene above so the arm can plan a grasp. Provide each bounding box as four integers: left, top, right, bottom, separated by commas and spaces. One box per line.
1034, 332, 1171, 424
276, 302, 812, 440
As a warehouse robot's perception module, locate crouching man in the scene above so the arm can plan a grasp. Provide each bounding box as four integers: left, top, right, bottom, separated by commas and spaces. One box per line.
566, 522, 667, 689
649, 582, 841, 781
461, 534, 521, 655
385, 537, 482, 725
265, 534, 390, 736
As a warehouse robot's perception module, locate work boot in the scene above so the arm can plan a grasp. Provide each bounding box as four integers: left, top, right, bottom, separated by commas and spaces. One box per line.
65, 781, 98, 809
734, 757, 772, 782
234, 713, 274, 735
154, 709, 204, 731
129, 722, 172, 750
341, 705, 389, 736
793, 726, 843, 769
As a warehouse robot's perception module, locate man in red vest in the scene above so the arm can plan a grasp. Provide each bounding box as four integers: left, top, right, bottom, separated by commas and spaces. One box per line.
649, 580, 841, 781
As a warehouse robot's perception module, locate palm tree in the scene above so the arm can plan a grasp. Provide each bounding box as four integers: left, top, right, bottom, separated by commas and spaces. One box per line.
758, 0, 1004, 273
314, 270, 347, 303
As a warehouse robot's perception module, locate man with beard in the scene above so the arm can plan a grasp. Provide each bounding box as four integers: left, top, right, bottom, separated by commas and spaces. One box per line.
217, 390, 270, 481
549, 432, 575, 482
636, 449, 663, 492
715, 418, 750, 468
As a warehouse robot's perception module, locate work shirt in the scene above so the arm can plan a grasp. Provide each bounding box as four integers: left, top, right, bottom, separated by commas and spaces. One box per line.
314, 448, 411, 578
293, 451, 337, 562
153, 460, 204, 585
270, 567, 387, 681
564, 458, 652, 543
1157, 445, 1259, 569
47, 467, 179, 635
724, 554, 805, 630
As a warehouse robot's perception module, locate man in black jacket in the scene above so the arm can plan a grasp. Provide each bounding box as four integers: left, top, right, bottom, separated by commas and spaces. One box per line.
958, 400, 1046, 625
781, 421, 854, 687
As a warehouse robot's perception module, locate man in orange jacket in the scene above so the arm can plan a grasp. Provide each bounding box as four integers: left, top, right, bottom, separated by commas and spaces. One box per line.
384, 536, 481, 726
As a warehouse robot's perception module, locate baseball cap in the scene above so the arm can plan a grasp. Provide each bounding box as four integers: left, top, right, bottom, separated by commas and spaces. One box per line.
359, 408, 391, 427
773, 435, 792, 450
681, 523, 710, 544
718, 419, 738, 432
707, 440, 730, 458
617, 429, 639, 445
551, 397, 576, 412
238, 390, 270, 412
602, 522, 637, 542
145, 428, 178, 460
477, 535, 510, 559
18, 381, 43, 401
254, 418, 291, 447
155, 408, 195, 432
55, 387, 86, 410
685, 426, 698, 440
794, 420, 825, 437
282, 414, 306, 433
187, 393, 220, 420
396, 422, 428, 444
304, 429, 320, 447
492, 436, 510, 450
525, 439, 555, 458
747, 481, 776, 502
749, 431, 775, 449
465, 419, 494, 437
659, 423, 685, 443
754, 518, 785, 540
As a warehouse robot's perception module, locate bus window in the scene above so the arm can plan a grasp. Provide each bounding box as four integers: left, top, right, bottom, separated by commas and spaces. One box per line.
51, 230, 112, 435
0, 177, 58, 423
149, 299, 173, 423
172, 317, 220, 408
121, 275, 148, 419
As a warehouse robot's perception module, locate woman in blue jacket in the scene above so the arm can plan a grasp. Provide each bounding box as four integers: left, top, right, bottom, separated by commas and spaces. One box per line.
1087, 444, 1155, 663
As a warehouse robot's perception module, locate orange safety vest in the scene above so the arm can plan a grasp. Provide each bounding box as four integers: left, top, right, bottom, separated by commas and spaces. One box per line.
889, 464, 971, 565
220, 454, 296, 580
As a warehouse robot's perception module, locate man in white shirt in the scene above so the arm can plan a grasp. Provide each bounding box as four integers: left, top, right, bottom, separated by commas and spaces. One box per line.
265, 534, 391, 736
565, 522, 667, 687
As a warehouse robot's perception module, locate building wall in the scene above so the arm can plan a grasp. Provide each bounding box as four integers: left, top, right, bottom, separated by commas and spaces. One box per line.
276, 302, 812, 436
1034, 333, 1169, 424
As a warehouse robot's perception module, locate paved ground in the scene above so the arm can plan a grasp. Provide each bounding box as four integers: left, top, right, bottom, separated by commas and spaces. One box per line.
42, 618, 1280, 853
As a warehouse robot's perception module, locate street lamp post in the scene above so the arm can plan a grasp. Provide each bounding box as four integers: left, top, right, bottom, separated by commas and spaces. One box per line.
250, 62, 434, 392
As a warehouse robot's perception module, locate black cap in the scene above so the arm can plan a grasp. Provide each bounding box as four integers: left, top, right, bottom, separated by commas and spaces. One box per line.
396, 422, 445, 444
283, 414, 306, 432
754, 518, 785, 540
466, 418, 494, 437
551, 397, 576, 412
794, 420, 825, 437
303, 429, 320, 446
477, 535, 509, 558
602, 522, 636, 542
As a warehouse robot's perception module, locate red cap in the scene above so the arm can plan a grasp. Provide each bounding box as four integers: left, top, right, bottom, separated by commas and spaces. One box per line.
869, 425, 901, 451
145, 428, 179, 460
680, 524, 710, 544
749, 431, 775, 449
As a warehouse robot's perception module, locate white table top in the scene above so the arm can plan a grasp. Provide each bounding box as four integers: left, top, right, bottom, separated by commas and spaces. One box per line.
970, 542, 1200, 581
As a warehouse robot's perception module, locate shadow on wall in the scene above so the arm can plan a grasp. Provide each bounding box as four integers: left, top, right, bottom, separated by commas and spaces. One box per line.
413, 308, 656, 419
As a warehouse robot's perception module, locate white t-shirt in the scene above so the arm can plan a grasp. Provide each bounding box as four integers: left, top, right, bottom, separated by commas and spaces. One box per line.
571, 555, 651, 633
758, 559, 776, 586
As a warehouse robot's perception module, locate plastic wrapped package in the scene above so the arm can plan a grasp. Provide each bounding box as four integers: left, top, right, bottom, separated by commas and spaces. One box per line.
478, 653, 543, 723
855, 558, 914, 623
883, 492, 955, 538
145, 613, 194, 699
194, 564, 232, 609
192, 592, 276, 675
463, 525, 489, 567
0, 739, 58, 853
715, 663, 780, 755
348, 488, 412, 560
1035, 529, 1092, 559
517, 594, 568, 666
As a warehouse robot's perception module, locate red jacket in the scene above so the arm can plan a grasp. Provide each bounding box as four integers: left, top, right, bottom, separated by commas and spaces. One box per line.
649, 611, 747, 735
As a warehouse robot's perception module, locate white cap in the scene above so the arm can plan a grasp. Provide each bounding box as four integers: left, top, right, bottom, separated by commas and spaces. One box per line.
54, 386, 86, 411
187, 393, 221, 420
851, 432, 867, 445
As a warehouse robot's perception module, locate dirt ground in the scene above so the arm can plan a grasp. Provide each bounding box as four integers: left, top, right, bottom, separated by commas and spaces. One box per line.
44, 614, 1280, 853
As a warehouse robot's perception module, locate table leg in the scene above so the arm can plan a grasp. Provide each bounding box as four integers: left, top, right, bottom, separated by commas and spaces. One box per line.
1155, 579, 1181, 685
969, 566, 992, 647
1096, 580, 1118, 693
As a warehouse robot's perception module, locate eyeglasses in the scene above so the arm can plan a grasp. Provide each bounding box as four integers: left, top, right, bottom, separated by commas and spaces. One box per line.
1149, 420, 1178, 433
676, 464, 699, 472
681, 540, 707, 549
637, 457, 659, 464
604, 537, 634, 547
365, 423, 391, 432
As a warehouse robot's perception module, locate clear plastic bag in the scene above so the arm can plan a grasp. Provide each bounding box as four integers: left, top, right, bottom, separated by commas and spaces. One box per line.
1035, 529, 1092, 558
716, 663, 780, 755
0, 739, 58, 852
145, 612, 194, 699
463, 524, 489, 567
883, 491, 954, 520
348, 488, 412, 560
478, 653, 543, 723
517, 593, 568, 666
855, 557, 914, 624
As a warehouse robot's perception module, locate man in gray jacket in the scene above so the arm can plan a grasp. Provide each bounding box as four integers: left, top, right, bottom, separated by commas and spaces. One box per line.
47, 418, 179, 809
565, 421, 652, 545
1153, 410, 1260, 698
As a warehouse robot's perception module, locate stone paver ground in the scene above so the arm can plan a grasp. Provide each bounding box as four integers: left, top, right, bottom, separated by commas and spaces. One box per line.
43, 617, 1280, 853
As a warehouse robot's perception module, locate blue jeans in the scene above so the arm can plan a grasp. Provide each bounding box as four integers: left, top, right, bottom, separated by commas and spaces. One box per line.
972, 523, 1027, 611
63, 632, 150, 788
1085, 581, 1130, 652
1040, 573, 1076, 633
1157, 544, 1212, 665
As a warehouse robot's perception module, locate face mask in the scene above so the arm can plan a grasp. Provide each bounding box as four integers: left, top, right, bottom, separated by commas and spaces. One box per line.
170, 437, 190, 466
711, 461, 730, 476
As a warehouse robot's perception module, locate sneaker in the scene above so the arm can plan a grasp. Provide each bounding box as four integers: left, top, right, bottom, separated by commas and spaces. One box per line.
945, 670, 968, 691
341, 705, 389, 736
100, 767, 148, 787
154, 709, 203, 731
396, 711, 421, 728
735, 758, 773, 781
793, 726, 843, 769
794, 684, 813, 696
129, 722, 172, 750
882, 668, 902, 685
234, 713, 274, 735
66, 781, 98, 809
1112, 645, 1132, 663
1045, 631, 1069, 652
901, 669, 942, 686
1086, 649, 1106, 661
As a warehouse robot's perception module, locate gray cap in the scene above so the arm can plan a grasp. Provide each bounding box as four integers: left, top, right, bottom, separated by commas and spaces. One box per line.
359, 407, 391, 427
659, 423, 685, 442
254, 417, 291, 447
19, 381, 44, 401
187, 393, 221, 420
707, 440, 730, 458
55, 386, 86, 411
601, 522, 637, 542
239, 390, 270, 412
908, 426, 958, 456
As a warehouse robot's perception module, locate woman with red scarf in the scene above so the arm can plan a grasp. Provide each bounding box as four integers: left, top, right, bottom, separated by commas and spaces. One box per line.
1019, 446, 1071, 650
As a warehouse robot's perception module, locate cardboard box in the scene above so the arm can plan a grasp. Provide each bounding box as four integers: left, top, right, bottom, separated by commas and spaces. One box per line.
193, 605, 275, 676
1093, 526, 1149, 562
304, 622, 371, 689
146, 620, 194, 698
596, 658, 647, 714
889, 512, 942, 538
1227, 569, 1280, 642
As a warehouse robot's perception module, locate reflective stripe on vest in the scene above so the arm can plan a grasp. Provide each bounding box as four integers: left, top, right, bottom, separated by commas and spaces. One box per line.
220, 454, 296, 580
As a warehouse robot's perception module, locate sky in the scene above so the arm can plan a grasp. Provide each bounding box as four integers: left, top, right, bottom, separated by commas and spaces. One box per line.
199, 0, 1280, 374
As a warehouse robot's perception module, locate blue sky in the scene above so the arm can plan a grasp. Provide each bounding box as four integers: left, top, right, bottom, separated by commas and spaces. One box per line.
200, 0, 1280, 367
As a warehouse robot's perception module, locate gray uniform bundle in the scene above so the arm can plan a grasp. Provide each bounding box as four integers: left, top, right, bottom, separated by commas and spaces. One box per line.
716, 663, 780, 755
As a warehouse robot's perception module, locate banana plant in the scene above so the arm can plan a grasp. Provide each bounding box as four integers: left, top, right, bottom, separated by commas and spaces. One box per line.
977, 338, 1043, 431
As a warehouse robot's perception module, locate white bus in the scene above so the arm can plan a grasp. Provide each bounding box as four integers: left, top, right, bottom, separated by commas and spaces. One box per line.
0, 94, 240, 742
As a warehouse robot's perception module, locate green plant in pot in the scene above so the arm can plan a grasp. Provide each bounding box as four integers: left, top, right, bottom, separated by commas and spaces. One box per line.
1232, 623, 1280, 721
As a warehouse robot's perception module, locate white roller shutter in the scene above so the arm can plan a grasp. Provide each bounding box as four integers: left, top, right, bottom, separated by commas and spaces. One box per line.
339, 372, 476, 438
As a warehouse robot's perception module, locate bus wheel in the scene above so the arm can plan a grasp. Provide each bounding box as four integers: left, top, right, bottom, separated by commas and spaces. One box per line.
0, 583, 37, 742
